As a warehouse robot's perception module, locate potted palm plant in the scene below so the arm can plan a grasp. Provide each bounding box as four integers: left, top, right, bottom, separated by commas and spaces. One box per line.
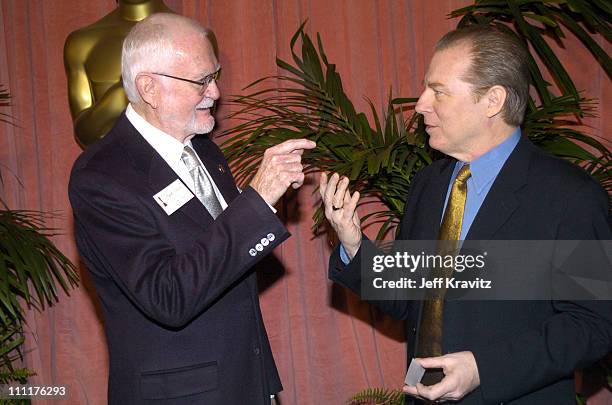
0, 85, 79, 398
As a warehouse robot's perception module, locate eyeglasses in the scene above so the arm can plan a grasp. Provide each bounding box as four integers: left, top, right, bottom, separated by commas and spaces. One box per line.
152, 67, 221, 91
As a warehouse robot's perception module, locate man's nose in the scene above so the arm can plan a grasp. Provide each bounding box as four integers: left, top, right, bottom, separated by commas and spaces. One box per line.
204, 80, 220, 100
415, 90, 430, 115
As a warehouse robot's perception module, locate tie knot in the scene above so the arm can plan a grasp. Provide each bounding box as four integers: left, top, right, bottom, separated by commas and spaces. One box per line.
181, 145, 200, 171
455, 165, 471, 184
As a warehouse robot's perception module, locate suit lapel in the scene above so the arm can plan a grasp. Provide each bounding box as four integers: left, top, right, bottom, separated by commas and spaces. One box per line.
116, 114, 214, 225
465, 137, 533, 240
413, 159, 456, 240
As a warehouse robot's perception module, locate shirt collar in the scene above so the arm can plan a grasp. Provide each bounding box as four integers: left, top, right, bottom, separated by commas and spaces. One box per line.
458, 128, 521, 195
125, 104, 191, 166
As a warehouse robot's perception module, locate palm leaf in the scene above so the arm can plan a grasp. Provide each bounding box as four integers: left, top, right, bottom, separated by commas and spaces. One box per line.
0, 86, 79, 386
0, 209, 79, 322
0, 86, 13, 125
221, 25, 431, 233
222, 14, 610, 242
452, 0, 612, 102
346, 387, 405, 405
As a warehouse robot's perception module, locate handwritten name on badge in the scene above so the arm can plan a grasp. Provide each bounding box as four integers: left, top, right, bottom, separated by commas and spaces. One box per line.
153, 179, 194, 215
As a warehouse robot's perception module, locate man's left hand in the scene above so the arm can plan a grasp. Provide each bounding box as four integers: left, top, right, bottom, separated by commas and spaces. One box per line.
403, 351, 480, 403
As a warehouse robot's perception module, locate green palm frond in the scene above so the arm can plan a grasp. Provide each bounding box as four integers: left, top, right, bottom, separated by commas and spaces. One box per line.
346, 387, 405, 405
221, 24, 431, 237
0, 87, 9, 107
0, 85, 79, 387
524, 95, 611, 186
0, 323, 34, 386
452, 0, 611, 106
0, 86, 12, 126
0, 208, 79, 386
0, 209, 79, 323
222, 18, 610, 243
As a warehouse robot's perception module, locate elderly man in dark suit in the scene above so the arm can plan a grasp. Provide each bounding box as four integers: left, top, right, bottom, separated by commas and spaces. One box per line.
320, 26, 611, 404
69, 13, 314, 404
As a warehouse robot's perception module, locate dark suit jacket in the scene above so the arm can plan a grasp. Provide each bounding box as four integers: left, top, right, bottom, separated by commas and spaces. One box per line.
69, 113, 288, 404
330, 137, 612, 404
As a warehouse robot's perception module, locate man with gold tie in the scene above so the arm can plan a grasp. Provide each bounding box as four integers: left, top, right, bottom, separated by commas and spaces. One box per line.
320, 26, 611, 404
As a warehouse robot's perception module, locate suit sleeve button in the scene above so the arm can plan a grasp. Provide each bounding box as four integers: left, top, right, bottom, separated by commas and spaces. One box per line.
267, 233, 275, 241
261, 238, 269, 246
249, 248, 257, 256
255, 243, 263, 251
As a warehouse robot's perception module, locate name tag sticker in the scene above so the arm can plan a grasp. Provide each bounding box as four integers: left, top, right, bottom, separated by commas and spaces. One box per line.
153, 179, 194, 215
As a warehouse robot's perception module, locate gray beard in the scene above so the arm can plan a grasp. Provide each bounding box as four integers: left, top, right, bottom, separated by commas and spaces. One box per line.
187, 115, 215, 135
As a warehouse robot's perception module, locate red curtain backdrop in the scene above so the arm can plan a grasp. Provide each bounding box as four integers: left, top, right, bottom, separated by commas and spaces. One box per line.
0, 1, 609, 404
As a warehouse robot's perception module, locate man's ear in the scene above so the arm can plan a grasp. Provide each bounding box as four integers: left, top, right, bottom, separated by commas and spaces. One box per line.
484, 85, 507, 118
135, 74, 158, 109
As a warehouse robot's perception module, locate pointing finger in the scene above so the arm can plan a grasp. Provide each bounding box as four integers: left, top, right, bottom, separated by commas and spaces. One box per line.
273, 139, 316, 154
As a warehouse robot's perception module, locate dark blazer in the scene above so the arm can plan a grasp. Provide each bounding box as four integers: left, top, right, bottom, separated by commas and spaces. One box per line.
330, 137, 612, 404
70, 113, 288, 404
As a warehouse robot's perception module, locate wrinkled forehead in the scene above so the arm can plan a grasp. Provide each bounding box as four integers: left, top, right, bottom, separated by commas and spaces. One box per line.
168, 31, 219, 70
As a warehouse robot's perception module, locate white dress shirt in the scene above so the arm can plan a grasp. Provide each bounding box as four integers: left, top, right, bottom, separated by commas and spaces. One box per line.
125, 104, 228, 210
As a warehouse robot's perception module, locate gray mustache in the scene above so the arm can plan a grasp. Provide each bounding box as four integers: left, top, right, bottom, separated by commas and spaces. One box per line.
196, 99, 215, 109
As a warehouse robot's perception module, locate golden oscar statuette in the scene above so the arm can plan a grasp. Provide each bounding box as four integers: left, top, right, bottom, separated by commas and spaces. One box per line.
64, 0, 171, 148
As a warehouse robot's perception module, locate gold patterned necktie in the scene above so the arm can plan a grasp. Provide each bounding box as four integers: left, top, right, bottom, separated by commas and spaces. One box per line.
416, 164, 471, 385
181, 145, 223, 219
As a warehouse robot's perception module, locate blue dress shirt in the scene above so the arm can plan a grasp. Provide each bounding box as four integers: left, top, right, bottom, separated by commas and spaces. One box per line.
444, 128, 521, 240
340, 128, 521, 263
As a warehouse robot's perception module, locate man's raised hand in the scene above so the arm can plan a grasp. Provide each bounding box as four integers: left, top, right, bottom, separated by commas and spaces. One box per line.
250, 139, 316, 206
319, 172, 362, 260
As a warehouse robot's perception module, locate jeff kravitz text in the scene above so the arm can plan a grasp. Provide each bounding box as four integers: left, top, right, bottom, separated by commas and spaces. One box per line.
370, 251, 492, 290
373, 277, 492, 289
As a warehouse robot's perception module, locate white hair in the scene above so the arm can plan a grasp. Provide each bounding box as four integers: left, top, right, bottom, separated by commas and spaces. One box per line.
121, 13, 209, 103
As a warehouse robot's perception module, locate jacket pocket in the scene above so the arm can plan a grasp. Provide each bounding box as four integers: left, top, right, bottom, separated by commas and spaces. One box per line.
140, 361, 218, 400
